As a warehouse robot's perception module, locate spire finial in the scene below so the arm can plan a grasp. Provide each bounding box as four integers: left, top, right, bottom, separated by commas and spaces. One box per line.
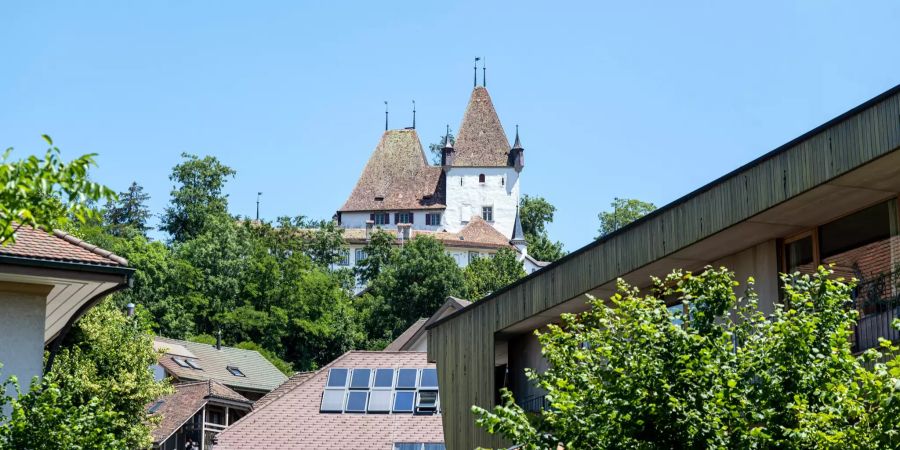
474, 57, 481, 88
512, 124, 523, 149
412, 100, 416, 129
443, 124, 453, 148
384, 101, 388, 131
483, 57, 486, 87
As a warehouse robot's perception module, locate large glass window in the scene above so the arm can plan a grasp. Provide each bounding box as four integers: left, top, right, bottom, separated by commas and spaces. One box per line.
374, 213, 390, 225
784, 235, 814, 274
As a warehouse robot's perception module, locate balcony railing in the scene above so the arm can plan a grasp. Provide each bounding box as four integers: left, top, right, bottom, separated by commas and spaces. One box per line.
851, 267, 900, 353
518, 394, 550, 413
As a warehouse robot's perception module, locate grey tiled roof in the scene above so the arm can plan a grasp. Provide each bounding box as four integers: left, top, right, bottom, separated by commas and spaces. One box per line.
155, 337, 288, 393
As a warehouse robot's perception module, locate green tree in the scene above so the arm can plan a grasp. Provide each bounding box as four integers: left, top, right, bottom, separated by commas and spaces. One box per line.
104, 181, 152, 237
354, 229, 397, 285
596, 197, 656, 238
160, 153, 236, 243
0, 135, 115, 245
300, 219, 348, 269
0, 300, 170, 449
473, 266, 900, 449
427, 129, 455, 165
519, 195, 565, 262
367, 236, 464, 339
464, 247, 527, 300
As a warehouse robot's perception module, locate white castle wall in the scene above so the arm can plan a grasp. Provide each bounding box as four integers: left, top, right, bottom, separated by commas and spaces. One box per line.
339, 211, 445, 231
443, 167, 520, 238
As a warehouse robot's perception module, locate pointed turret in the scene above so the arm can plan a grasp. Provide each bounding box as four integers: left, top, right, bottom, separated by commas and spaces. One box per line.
510, 207, 528, 259
452, 87, 511, 167
509, 125, 525, 172
441, 125, 455, 167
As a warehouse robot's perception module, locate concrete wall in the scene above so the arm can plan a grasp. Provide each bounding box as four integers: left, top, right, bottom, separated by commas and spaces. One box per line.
0, 287, 48, 398
713, 239, 780, 316
444, 167, 520, 237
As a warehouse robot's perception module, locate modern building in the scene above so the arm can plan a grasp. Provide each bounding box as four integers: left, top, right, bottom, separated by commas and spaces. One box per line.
0, 226, 132, 397
212, 297, 467, 450
427, 83, 900, 449
334, 86, 545, 276
149, 380, 253, 450
153, 337, 288, 402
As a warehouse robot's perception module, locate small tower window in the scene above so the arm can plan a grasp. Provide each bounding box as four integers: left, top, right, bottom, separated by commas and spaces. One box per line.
478, 174, 486, 183
501, 176, 505, 186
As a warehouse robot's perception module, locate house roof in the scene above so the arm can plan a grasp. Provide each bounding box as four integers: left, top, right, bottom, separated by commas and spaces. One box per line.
154, 337, 288, 393
384, 297, 472, 352
213, 351, 444, 450
452, 86, 512, 167
0, 226, 128, 267
149, 380, 251, 444
341, 217, 513, 250
340, 129, 446, 212
253, 371, 315, 410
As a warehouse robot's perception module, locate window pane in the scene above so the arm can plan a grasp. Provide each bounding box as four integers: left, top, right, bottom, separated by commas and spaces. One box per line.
327, 368, 349, 388
345, 391, 368, 413
394, 444, 420, 450
419, 368, 438, 389
350, 368, 372, 389
396, 369, 417, 389
820, 202, 894, 259
373, 368, 394, 388
424, 444, 446, 450
368, 390, 392, 413
393, 391, 415, 412
667, 303, 684, 326
785, 236, 814, 274
320, 390, 345, 412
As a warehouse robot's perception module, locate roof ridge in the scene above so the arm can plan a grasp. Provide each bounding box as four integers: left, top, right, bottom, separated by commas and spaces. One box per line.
52, 229, 129, 266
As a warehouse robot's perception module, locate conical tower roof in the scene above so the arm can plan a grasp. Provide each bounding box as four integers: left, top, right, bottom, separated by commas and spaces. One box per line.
511, 207, 526, 244
452, 86, 511, 167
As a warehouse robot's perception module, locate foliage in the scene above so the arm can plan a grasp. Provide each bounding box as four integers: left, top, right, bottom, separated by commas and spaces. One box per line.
427, 129, 455, 165
354, 228, 397, 285
366, 236, 464, 342
464, 247, 527, 300
160, 153, 236, 243
0, 300, 171, 449
520, 195, 565, 262
596, 197, 656, 238
300, 219, 348, 269
104, 181, 152, 237
473, 266, 900, 449
0, 135, 115, 245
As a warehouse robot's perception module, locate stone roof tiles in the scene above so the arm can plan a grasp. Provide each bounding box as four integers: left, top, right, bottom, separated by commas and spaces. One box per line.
340, 129, 446, 212
452, 86, 512, 167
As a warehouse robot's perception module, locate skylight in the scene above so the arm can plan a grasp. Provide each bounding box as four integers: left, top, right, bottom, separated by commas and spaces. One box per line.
349, 368, 372, 389
172, 357, 190, 368
320, 367, 439, 415
393, 391, 415, 413
396, 369, 417, 389
326, 368, 349, 388
148, 400, 165, 414
320, 390, 344, 413
345, 391, 368, 413
419, 368, 437, 389
186, 359, 202, 370
226, 365, 245, 377
373, 368, 394, 389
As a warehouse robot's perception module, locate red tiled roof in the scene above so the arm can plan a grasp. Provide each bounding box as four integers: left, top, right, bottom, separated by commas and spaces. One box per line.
253, 371, 315, 410
452, 86, 512, 167
149, 380, 251, 444
0, 226, 127, 266
339, 129, 446, 212
340, 217, 513, 250
214, 351, 444, 450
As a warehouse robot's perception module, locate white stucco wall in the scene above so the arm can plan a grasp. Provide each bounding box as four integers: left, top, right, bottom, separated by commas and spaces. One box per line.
444, 167, 520, 238
0, 291, 46, 399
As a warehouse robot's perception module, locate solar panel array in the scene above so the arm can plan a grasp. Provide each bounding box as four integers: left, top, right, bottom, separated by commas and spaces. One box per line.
320, 368, 440, 414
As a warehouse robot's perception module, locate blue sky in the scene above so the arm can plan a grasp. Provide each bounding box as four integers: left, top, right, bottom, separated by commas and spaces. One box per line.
2, 1, 899, 250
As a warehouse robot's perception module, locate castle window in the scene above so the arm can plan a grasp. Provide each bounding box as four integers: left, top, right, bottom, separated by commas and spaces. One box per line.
337, 249, 350, 266
396, 212, 413, 224
425, 213, 441, 226
482, 206, 493, 222
373, 212, 390, 225
501, 176, 505, 186
478, 174, 486, 183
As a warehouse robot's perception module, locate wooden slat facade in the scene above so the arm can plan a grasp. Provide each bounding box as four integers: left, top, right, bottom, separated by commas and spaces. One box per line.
428, 84, 900, 450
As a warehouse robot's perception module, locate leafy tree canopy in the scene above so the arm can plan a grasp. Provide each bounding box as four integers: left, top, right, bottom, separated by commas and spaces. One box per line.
464, 247, 526, 300
160, 153, 236, 243
474, 266, 900, 449
596, 197, 656, 238
354, 228, 397, 285
427, 129, 455, 166
0, 135, 115, 245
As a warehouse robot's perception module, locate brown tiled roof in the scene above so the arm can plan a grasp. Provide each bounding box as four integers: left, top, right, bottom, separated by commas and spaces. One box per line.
340, 129, 446, 212
149, 380, 251, 444
383, 318, 428, 351
214, 351, 444, 450
253, 371, 315, 410
340, 218, 512, 250
452, 86, 512, 167
0, 226, 128, 266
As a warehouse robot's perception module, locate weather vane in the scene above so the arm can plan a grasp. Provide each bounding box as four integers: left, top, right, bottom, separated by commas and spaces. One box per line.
474, 57, 481, 88
384, 100, 388, 131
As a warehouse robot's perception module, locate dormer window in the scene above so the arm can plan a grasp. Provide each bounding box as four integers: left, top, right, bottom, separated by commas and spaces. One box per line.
374, 196, 384, 202
227, 365, 246, 377
478, 174, 486, 183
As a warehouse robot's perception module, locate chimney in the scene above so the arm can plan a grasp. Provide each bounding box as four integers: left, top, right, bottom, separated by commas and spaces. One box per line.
365, 220, 375, 240
441, 126, 455, 167
216, 330, 222, 350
